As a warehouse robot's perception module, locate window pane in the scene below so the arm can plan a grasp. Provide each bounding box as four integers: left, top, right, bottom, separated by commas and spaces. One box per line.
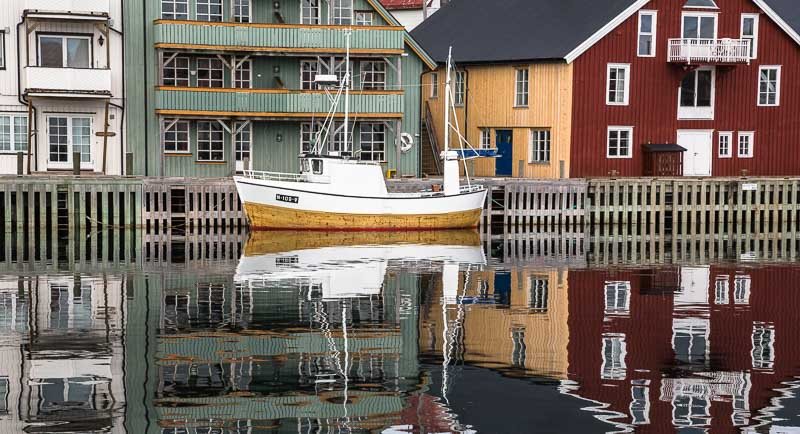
49, 118, 69, 162
72, 118, 92, 163
683, 17, 698, 39
700, 17, 715, 38
14, 117, 27, 151
40, 37, 64, 68
0, 117, 10, 151
742, 17, 754, 36
66, 38, 90, 68
680, 72, 696, 107
696, 70, 712, 107
640, 14, 652, 33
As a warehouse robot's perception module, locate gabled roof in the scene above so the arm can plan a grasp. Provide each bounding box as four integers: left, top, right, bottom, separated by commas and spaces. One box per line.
757, 0, 800, 45
364, 0, 437, 69
379, 0, 424, 10
411, 0, 646, 64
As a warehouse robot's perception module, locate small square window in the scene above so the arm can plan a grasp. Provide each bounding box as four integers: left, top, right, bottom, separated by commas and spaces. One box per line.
718, 132, 732, 158
737, 132, 754, 158
606, 64, 630, 105
607, 127, 633, 158
758, 66, 781, 106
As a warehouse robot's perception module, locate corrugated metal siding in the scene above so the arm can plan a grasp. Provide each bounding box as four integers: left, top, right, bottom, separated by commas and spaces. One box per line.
397, 51, 423, 176
155, 22, 404, 51
156, 89, 404, 114
571, 0, 800, 177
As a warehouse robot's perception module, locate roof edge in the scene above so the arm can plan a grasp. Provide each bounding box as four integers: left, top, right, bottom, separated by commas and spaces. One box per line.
752, 0, 800, 47
564, 0, 650, 64
365, 0, 437, 69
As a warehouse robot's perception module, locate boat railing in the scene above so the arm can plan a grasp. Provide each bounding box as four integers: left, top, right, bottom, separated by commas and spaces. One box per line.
242, 170, 330, 183
460, 184, 486, 194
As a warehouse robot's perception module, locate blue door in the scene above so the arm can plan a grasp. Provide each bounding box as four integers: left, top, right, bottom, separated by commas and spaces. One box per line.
495, 130, 513, 176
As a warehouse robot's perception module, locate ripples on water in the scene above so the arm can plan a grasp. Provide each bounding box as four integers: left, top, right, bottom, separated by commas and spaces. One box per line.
1, 228, 800, 433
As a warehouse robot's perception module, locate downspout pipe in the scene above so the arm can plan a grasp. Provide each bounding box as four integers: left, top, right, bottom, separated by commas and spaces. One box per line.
16, 19, 37, 174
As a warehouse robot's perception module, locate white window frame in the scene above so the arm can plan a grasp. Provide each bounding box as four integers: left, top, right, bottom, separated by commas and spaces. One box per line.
678, 67, 715, 120
607, 126, 633, 159
757, 65, 781, 107
480, 128, 491, 149
162, 119, 190, 154
714, 275, 729, 304
454, 71, 466, 106
330, 121, 348, 154
0, 31, 5, 69
197, 121, 225, 162
630, 384, 651, 425
530, 129, 550, 163
718, 131, 732, 158
234, 0, 251, 23
751, 322, 775, 370
601, 333, 627, 380
734, 275, 751, 304
606, 63, 630, 106
38, 34, 92, 69
196, 0, 223, 22
47, 115, 93, 169
430, 72, 439, 98
301, 0, 321, 25
331, 0, 354, 25
740, 13, 759, 59
638, 10, 657, 57
234, 58, 253, 89
737, 131, 754, 158
681, 12, 719, 40
300, 59, 320, 90
604, 281, 631, 315
0, 114, 28, 153
359, 123, 385, 161
360, 60, 386, 90
355, 11, 374, 26
196, 57, 225, 88
300, 122, 322, 154
162, 53, 190, 87
234, 121, 251, 171
515, 68, 529, 107
161, 0, 189, 20
529, 277, 548, 311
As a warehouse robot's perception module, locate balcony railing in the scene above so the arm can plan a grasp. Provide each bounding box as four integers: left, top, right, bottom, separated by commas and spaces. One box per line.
154, 20, 405, 54
155, 87, 404, 117
25, 0, 110, 16
23, 67, 112, 97
668, 38, 751, 64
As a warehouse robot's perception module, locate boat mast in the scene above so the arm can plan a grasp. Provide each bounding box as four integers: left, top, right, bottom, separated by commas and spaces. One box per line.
344, 30, 352, 155
442, 47, 459, 196
444, 47, 451, 154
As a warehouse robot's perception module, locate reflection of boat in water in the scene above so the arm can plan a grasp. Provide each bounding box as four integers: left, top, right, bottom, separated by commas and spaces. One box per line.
237, 231, 486, 300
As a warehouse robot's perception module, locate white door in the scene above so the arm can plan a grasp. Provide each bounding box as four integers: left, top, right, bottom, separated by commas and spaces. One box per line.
678, 130, 712, 176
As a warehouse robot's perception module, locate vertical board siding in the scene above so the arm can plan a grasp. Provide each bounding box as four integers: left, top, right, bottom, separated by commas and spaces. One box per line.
423, 63, 573, 179
570, 0, 800, 177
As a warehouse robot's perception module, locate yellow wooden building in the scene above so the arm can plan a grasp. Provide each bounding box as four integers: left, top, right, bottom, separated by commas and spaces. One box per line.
421, 63, 574, 179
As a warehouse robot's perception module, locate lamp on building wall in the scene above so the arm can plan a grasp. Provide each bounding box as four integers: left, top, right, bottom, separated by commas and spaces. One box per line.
98, 35, 105, 46
276, 133, 283, 142
273, 66, 280, 74
273, 1, 280, 9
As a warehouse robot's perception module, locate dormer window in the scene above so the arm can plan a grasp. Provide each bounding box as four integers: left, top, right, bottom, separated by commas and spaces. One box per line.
683, 0, 718, 9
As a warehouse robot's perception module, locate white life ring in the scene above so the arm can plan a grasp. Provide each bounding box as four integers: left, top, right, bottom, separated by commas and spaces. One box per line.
400, 133, 414, 153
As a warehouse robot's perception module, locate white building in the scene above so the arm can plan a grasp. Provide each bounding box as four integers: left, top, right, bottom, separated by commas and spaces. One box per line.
380, 0, 443, 30
0, 0, 125, 175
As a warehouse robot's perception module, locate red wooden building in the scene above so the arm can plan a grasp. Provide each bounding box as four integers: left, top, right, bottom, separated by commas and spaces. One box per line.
569, 0, 800, 177
565, 265, 800, 430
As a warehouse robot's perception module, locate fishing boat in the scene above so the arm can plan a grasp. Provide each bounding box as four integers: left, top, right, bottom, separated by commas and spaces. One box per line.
233, 36, 490, 231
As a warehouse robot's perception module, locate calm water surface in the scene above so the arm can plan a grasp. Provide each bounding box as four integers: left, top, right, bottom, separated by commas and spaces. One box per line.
1, 228, 800, 433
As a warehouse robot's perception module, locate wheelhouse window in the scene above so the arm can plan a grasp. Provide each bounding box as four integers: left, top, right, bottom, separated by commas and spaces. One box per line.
161, 0, 189, 19
638, 11, 657, 57
162, 54, 190, 86
741, 14, 759, 58
48, 116, 92, 166
301, 0, 321, 24
530, 129, 550, 163
682, 14, 716, 40
679, 68, 714, 119
234, 0, 251, 23
601, 333, 627, 380
606, 64, 630, 105
234, 59, 252, 89
454, 71, 466, 106
718, 131, 732, 158
359, 123, 385, 161
39, 35, 91, 68
355, 11, 374, 26
300, 60, 320, 90
758, 66, 780, 106
197, 57, 224, 88
607, 127, 633, 158
515, 68, 529, 107
331, 0, 353, 25
738, 132, 753, 158
197, 121, 224, 161
430, 72, 439, 98
162, 119, 190, 153
196, 0, 223, 22
0, 114, 28, 152
360, 61, 386, 90
480, 128, 491, 149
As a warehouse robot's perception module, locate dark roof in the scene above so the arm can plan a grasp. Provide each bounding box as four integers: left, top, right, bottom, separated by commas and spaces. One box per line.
643, 144, 687, 152
684, 0, 718, 8
762, 0, 800, 38
411, 0, 641, 63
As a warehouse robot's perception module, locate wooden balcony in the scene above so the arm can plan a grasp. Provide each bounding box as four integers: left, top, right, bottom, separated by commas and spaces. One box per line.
155, 87, 404, 119
154, 20, 405, 56
667, 38, 751, 64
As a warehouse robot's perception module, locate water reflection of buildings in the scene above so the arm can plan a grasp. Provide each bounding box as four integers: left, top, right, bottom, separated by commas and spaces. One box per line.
0, 274, 127, 433
565, 265, 800, 431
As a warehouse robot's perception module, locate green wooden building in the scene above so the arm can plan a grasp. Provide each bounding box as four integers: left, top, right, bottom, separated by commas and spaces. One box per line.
123, 0, 435, 178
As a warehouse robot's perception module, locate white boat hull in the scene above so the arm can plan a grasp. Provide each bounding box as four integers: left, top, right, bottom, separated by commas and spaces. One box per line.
234, 177, 487, 230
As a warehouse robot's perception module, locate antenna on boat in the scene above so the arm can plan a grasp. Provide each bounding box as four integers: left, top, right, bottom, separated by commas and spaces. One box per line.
344, 29, 352, 156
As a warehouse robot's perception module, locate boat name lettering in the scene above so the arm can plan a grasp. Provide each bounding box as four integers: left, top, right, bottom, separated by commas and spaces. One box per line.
276, 194, 300, 204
